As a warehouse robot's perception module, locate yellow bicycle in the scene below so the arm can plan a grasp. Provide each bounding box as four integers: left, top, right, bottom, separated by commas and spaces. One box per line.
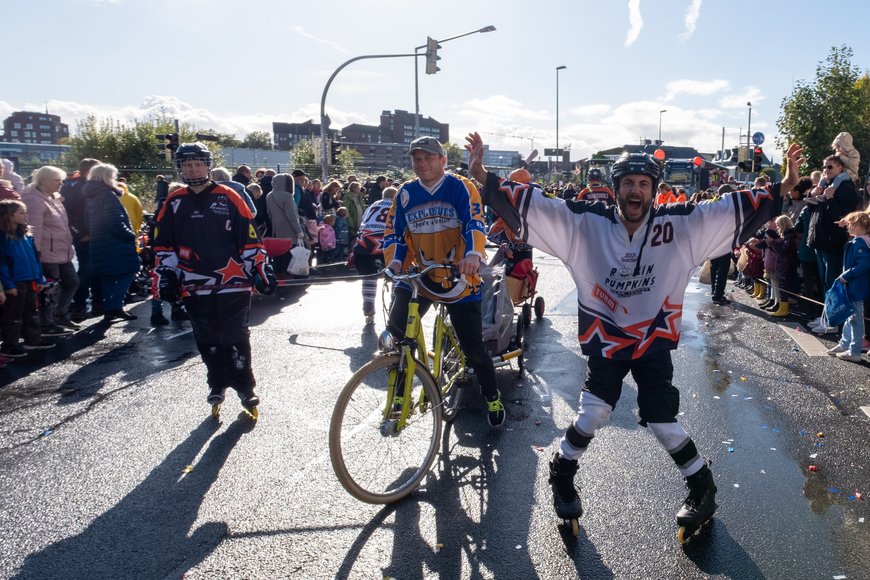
328, 264, 469, 504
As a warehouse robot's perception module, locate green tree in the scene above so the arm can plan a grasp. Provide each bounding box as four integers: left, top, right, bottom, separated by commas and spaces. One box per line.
240, 131, 272, 150
336, 147, 363, 177
292, 139, 317, 174
443, 142, 464, 167
777, 45, 870, 182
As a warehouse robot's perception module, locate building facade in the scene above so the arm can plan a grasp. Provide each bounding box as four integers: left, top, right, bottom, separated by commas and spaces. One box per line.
3, 112, 69, 144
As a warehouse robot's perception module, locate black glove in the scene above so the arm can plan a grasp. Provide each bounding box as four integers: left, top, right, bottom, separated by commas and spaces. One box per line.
156, 268, 180, 302
254, 264, 277, 295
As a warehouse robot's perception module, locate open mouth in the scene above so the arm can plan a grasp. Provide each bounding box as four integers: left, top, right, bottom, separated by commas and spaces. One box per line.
626, 198, 643, 211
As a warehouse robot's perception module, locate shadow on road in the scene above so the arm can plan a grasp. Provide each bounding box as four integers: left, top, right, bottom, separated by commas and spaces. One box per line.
682, 519, 765, 579
11, 417, 250, 580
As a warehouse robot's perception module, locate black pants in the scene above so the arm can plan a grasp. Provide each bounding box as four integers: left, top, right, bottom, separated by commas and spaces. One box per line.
72, 241, 102, 313
1, 281, 40, 348
709, 253, 731, 300
183, 292, 255, 394
584, 350, 679, 426
388, 287, 498, 398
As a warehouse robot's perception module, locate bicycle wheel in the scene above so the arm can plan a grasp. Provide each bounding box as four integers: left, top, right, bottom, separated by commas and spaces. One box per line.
329, 353, 443, 504
435, 322, 466, 423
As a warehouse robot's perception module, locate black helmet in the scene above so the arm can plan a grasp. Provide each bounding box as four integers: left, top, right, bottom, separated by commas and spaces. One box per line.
610, 152, 662, 193
588, 168, 603, 181
174, 142, 213, 186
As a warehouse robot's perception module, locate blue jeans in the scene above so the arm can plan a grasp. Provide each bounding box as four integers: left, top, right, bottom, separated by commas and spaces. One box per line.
839, 301, 865, 355
815, 250, 844, 294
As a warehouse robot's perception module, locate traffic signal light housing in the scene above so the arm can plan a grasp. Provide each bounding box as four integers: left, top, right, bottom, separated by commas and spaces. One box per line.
753, 147, 763, 169
330, 140, 340, 164
425, 37, 441, 75
156, 133, 180, 162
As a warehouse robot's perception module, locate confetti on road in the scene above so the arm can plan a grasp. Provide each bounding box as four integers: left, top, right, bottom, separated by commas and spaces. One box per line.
740, 377, 747, 381
772, 428, 781, 433
434, 543, 443, 553
728, 447, 735, 453
744, 397, 753, 400
713, 396, 721, 399
828, 487, 841, 494
770, 448, 777, 451
181, 465, 194, 474
817, 432, 825, 438
810, 453, 818, 458
860, 518, 865, 523
515, 545, 522, 550
40, 428, 53, 437
809, 466, 818, 472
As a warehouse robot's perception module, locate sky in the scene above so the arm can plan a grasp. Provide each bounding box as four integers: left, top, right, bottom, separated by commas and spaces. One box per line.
4, 0, 870, 164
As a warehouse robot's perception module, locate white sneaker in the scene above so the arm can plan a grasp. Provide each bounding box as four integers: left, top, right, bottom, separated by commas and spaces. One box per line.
835, 351, 862, 362
827, 344, 848, 355
812, 325, 837, 335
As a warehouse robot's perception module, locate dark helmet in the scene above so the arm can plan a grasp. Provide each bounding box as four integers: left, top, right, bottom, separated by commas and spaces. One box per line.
610, 152, 662, 194
587, 168, 603, 182
174, 142, 213, 186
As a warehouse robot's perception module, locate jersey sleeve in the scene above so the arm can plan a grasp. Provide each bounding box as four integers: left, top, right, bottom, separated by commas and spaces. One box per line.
383, 187, 408, 267
482, 172, 581, 263
152, 190, 181, 273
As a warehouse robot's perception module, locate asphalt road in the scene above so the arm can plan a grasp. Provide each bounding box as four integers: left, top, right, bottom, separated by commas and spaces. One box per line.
1, 253, 868, 579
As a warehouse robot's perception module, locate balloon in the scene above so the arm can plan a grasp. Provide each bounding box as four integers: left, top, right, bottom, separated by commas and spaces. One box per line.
653, 149, 666, 160
693, 156, 703, 167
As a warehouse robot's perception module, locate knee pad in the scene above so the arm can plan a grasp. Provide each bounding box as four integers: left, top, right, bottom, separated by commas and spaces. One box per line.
574, 391, 612, 436
648, 421, 690, 451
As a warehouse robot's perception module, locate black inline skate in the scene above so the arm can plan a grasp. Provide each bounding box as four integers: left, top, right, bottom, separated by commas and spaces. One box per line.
676, 461, 717, 544
549, 452, 583, 536
208, 387, 226, 419
239, 390, 260, 421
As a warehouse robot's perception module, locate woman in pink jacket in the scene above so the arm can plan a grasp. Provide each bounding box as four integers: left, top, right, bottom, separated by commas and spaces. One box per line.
22, 166, 81, 334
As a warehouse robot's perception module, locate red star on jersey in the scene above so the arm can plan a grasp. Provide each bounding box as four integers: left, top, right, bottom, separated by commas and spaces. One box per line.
215, 258, 247, 284
578, 317, 638, 358
740, 187, 773, 210
624, 297, 683, 358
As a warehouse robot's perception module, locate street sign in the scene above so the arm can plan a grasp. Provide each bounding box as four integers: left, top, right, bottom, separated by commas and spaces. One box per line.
752, 132, 765, 146
544, 148, 564, 156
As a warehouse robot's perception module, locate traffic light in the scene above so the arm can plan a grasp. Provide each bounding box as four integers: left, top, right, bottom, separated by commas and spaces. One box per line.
156, 133, 180, 162
330, 140, 341, 164
753, 147, 763, 169
425, 37, 441, 75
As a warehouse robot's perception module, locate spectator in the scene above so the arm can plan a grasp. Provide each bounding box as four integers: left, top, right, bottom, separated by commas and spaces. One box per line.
788, 177, 822, 300
709, 184, 736, 305
0, 199, 53, 356
0, 161, 21, 201
62, 158, 102, 320
766, 215, 800, 317
655, 181, 676, 205
83, 164, 140, 324
1, 159, 25, 194
266, 173, 305, 274
827, 211, 870, 362
298, 178, 318, 222
831, 132, 860, 185
366, 175, 387, 205
116, 177, 144, 251
155, 174, 169, 205
342, 181, 366, 239
291, 169, 307, 205
232, 164, 252, 186
254, 170, 275, 237
317, 215, 337, 263
320, 180, 343, 214
210, 167, 256, 216
351, 186, 395, 324
576, 168, 614, 204
21, 166, 81, 334
334, 206, 350, 259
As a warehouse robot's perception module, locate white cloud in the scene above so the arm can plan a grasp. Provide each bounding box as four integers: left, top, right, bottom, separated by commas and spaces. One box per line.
680, 0, 702, 41
567, 104, 613, 119
719, 87, 764, 109
289, 25, 349, 54
625, 0, 643, 47
663, 79, 730, 101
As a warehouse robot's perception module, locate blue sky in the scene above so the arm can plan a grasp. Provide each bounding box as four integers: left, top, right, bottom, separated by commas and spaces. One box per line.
4, 0, 870, 163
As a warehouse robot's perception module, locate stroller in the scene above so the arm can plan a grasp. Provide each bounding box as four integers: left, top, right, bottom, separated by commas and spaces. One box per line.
487, 219, 545, 327
480, 263, 526, 372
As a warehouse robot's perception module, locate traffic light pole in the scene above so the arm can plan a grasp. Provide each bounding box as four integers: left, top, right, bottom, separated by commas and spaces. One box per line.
320, 53, 419, 181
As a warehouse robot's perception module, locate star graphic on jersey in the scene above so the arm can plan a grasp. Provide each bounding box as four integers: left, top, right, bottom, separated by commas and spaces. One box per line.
625, 298, 683, 358
215, 258, 247, 284
499, 181, 531, 206
741, 187, 773, 210
578, 317, 638, 358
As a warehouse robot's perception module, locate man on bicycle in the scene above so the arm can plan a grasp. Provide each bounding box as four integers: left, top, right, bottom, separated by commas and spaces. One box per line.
384, 136, 505, 427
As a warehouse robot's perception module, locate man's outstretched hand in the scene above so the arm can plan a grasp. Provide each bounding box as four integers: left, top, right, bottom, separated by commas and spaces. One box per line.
465, 132, 488, 183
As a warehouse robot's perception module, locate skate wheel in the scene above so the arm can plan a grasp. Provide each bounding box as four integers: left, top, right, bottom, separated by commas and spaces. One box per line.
243, 406, 259, 421
211, 404, 221, 419
570, 518, 580, 537
677, 526, 688, 545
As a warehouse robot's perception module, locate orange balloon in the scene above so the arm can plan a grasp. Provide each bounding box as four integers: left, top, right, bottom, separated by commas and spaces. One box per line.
653, 149, 666, 160
693, 156, 703, 167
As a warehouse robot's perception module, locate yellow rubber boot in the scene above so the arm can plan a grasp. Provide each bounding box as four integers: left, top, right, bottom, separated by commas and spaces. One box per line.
770, 301, 789, 317
751, 282, 763, 299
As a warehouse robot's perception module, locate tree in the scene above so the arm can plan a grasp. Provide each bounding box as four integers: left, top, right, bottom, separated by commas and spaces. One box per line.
443, 142, 464, 167
291, 139, 317, 174
240, 131, 272, 150
777, 45, 870, 183
336, 147, 363, 177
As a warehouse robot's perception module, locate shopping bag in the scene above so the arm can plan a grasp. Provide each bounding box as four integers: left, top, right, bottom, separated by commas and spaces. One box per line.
697, 260, 712, 285
823, 281, 854, 326
288, 245, 311, 276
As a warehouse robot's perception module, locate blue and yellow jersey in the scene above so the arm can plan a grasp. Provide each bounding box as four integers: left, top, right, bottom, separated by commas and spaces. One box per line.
384, 174, 487, 303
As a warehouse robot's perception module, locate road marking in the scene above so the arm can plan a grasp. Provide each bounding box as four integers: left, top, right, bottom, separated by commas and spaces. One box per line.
861, 406, 870, 420
777, 322, 829, 356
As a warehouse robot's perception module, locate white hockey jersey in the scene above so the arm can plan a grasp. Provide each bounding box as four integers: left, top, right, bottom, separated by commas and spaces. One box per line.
483, 173, 783, 360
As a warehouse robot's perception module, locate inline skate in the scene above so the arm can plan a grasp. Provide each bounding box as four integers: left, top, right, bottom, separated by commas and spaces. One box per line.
676, 461, 717, 544
549, 452, 583, 536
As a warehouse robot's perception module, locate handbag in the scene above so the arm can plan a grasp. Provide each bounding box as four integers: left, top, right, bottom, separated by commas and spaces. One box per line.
823, 281, 854, 326
288, 245, 311, 276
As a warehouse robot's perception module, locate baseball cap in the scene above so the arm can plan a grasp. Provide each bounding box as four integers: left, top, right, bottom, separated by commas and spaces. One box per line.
407, 136, 444, 157
292, 169, 308, 177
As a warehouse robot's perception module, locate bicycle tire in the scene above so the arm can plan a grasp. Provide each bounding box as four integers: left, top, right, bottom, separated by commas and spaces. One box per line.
329, 353, 443, 504
435, 322, 466, 423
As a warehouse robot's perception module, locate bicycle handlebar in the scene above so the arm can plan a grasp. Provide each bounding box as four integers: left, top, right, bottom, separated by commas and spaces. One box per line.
383, 263, 459, 283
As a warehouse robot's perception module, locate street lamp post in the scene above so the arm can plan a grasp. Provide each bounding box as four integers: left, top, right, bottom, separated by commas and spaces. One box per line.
555, 65, 566, 174
658, 109, 667, 143
320, 52, 417, 180
747, 101, 753, 173
413, 25, 496, 138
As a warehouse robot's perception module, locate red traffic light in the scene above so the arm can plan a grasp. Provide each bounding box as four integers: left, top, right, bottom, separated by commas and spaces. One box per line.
753, 147, 762, 155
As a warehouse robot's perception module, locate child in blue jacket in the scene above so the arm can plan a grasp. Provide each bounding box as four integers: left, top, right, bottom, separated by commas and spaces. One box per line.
827, 211, 870, 362
0, 200, 51, 357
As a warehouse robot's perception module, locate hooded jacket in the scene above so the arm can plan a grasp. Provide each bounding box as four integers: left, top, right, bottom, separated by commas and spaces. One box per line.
21, 186, 75, 263
840, 235, 870, 302
265, 174, 303, 239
